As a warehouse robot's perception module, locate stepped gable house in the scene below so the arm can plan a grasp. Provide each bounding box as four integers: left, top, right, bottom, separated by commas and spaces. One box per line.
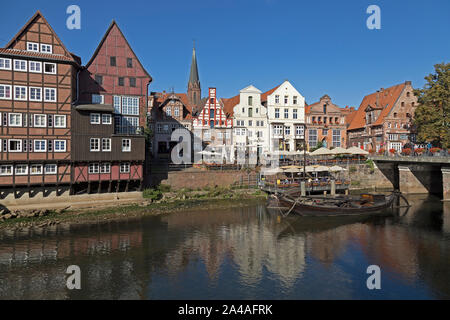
74, 21, 152, 193
347, 81, 418, 153
0, 11, 80, 196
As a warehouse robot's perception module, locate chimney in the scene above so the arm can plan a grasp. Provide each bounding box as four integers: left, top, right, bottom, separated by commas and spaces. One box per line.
376, 90, 380, 108
405, 81, 412, 86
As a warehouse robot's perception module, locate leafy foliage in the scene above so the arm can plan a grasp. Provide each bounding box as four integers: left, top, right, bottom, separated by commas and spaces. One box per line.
414, 63, 450, 149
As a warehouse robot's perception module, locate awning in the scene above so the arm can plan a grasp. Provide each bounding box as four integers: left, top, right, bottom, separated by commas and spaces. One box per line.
75, 104, 114, 112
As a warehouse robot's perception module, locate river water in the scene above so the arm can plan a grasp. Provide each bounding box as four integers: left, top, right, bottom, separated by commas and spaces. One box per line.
0, 195, 449, 300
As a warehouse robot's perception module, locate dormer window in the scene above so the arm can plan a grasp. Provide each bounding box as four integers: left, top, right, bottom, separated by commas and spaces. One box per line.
27, 42, 39, 52
40, 44, 52, 53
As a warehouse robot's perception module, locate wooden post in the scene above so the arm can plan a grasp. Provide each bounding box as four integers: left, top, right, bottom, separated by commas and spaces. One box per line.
331, 180, 336, 197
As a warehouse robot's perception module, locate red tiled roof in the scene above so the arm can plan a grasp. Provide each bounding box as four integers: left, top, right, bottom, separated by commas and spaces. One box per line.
0, 48, 76, 62
221, 94, 240, 118
347, 83, 406, 131
261, 84, 281, 103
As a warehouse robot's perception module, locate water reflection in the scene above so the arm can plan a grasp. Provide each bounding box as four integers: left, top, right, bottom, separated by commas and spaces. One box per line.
0, 195, 449, 299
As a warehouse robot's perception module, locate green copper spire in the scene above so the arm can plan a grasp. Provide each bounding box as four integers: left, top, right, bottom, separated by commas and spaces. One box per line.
189, 45, 200, 85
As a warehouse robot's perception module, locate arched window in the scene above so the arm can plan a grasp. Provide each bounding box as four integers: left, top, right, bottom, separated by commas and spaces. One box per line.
393, 113, 397, 118
248, 96, 253, 106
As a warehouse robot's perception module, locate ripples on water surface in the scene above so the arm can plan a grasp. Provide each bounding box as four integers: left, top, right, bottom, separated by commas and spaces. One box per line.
0, 195, 449, 300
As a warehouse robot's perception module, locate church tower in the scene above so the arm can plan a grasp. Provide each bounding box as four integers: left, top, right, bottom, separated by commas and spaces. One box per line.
187, 45, 201, 106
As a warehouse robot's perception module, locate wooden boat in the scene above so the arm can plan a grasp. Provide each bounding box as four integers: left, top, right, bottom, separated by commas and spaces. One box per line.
269, 191, 398, 217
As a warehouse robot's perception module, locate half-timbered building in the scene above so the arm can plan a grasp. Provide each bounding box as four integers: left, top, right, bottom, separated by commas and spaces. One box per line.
74, 21, 152, 193
0, 11, 80, 198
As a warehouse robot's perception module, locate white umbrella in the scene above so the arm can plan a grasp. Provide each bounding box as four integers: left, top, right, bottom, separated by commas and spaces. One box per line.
347, 146, 369, 155
313, 165, 330, 172
261, 167, 283, 175
310, 147, 334, 156
331, 147, 351, 155
329, 165, 346, 172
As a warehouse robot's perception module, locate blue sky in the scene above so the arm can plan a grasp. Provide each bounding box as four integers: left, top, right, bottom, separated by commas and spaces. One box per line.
1, 0, 449, 107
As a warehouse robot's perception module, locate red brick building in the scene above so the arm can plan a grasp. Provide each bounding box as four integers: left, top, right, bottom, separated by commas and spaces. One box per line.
305, 95, 351, 149
347, 81, 418, 153
0, 11, 80, 197
74, 21, 152, 193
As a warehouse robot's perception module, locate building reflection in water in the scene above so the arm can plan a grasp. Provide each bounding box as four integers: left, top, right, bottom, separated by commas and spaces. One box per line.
0, 195, 449, 299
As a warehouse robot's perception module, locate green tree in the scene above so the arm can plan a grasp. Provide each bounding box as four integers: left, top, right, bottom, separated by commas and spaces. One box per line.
414, 63, 450, 149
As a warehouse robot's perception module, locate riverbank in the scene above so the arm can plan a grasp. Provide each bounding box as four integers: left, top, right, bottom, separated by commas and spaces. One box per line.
0, 187, 267, 230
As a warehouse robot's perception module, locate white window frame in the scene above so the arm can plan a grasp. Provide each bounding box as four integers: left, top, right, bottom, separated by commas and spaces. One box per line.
0, 58, 12, 70
0, 165, 13, 176
34, 140, 47, 152
89, 163, 100, 174
14, 86, 27, 101
15, 164, 28, 175
102, 114, 112, 124
34, 114, 47, 127
0, 84, 12, 100
40, 44, 52, 54
122, 139, 131, 152
30, 164, 43, 175
54, 115, 66, 128
43, 62, 56, 74
44, 88, 57, 102
27, 42, 39, 52
120, 163, 130, 173
90, 138, 100, 152
14, 59, 27, 72
29, 87, 42, 101
8, 113, 22, 127
102, 138, 111, 152
92, 94, 104, 104
54, 140, 66, 152
44, 164, 57, 175
100, 163, 111, 174
29, 61, 42, 73
113, 96, 121, 114
90, 113, 100, 124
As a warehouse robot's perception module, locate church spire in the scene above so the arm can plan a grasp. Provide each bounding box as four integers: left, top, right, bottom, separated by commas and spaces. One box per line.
188, 43, 201, 106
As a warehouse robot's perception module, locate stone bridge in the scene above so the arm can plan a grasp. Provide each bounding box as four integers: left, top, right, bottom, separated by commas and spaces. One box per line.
370, 155, 450, 200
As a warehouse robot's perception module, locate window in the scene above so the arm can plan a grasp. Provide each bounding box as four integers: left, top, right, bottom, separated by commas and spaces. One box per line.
30, 164, 43, 175
44, 88, 56, 102
293, 109, 298, 119
54, 140, 66, 152
273, 125, 283, 136
44, 164, 57, 174
94, 75, 103, 85
0, 58, 11, 70
44, 63, 56, 74
40, 44, 52, 53
332, 129, 341, 147
34, 140, 46, 152
92, 94, 104, 104
209, 109, 214, 119
54, 115, 66, 128
14, 60, 27, 71
127, 58, 133, 68
27, 42, 39, 52
248, 96, 253, 106
122, 139, 131, 152
122, 97, 139, 115
9, 113, 22, 127
29, 87, 42, 101
174, 107, 180, 117
293, 96, 298, 104
14, 86, 27, 100
129, 77, 136, 87
166, 107, 172, 117
89, 163, 99, 174
275, 95, 280, 104
113, 96, 121, 113
0, 165, 13, 176
110, 56, 116, 66
296, 125, 304, 136
285, 126, 291, 135
323, 129, 328, 136
100, 163, 111, 174
90, 113, 100, 124
118, 77, 124, 86
0, 85, 12, 99
102, 138, 111, 151
308, 129, 318, 148
9, 139, 22, 152
284, 109, 289, 119
90, 138, 100, 152
29, 61, 42, 73
120, 163, 130, 173
15, 164, 28, 175
34, 114, 46, 127
275, 108, 280, 119
102, 114, 112, 124
284, 96, 289, 104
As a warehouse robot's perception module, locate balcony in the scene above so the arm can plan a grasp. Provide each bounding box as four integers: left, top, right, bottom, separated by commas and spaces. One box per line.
114, 126, 145, 136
